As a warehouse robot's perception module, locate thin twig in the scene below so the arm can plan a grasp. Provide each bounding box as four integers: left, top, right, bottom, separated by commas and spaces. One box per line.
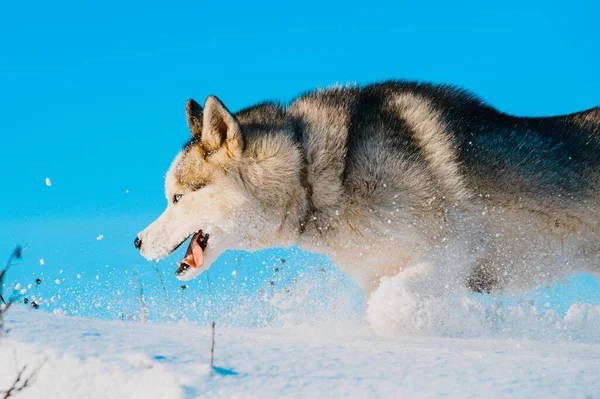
205, 272, 216, 322
210, 321, 216, 367
1, 351, 46, 398
206, 273, 216, 368
1, 247, 25, 332
132, 270, 148, 323
0, 246, 45, 398
0, 246, 24, 306
179, 285, 187, 322
152, 262, 169, 306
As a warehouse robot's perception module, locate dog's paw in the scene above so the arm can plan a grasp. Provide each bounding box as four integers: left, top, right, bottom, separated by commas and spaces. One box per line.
365, 274, 434, 335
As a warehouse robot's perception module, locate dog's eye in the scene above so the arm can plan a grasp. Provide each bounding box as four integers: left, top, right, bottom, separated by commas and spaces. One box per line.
173, 194, 182, 204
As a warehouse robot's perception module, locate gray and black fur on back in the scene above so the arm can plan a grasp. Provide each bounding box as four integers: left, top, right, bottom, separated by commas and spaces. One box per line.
232, 80, 600, 212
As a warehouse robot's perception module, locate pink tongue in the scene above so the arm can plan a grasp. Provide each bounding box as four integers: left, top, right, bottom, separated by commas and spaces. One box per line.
181, 232, 205, 268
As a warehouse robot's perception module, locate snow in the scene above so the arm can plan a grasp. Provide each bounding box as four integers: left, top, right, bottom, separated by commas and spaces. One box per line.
1, 303, 600, 398
2, 247, 600, 397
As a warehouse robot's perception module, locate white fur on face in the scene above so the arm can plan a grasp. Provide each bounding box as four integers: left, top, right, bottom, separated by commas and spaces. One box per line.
137, 150, 291, 277
138, 152, 242, 264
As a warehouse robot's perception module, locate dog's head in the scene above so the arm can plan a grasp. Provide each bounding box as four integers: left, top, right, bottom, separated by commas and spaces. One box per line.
136, 96, 305, 280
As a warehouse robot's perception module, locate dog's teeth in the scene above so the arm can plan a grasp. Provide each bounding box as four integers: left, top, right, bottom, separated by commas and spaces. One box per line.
176, 262, 190, 276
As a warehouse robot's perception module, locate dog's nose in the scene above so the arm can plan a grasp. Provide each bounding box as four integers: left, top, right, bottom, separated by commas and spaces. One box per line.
134, 236, 142, 249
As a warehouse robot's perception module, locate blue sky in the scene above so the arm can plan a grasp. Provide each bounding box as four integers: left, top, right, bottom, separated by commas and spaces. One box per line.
0, 0, 599, 321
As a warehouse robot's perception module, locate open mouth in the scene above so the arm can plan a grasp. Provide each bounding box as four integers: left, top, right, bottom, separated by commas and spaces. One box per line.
175, 230, 210, 278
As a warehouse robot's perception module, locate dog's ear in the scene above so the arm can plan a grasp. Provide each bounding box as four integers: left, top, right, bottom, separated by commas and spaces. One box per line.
202, 95, 243, 157
186, 99, 203, 137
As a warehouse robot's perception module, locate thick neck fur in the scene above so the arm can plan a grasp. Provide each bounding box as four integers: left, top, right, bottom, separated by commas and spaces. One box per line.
234, 104, 309, 246
234, 98, 358, 250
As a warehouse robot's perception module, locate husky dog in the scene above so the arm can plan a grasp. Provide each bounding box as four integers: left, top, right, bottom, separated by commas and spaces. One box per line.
135, 81, 600, 299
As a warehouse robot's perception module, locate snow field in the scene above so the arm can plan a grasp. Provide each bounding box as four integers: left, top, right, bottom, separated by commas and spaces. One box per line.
2, 307, 600, 398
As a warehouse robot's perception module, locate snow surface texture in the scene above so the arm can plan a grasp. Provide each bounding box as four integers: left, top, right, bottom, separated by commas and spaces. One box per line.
2, 248, 600, 398
1, 308, 600, 399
